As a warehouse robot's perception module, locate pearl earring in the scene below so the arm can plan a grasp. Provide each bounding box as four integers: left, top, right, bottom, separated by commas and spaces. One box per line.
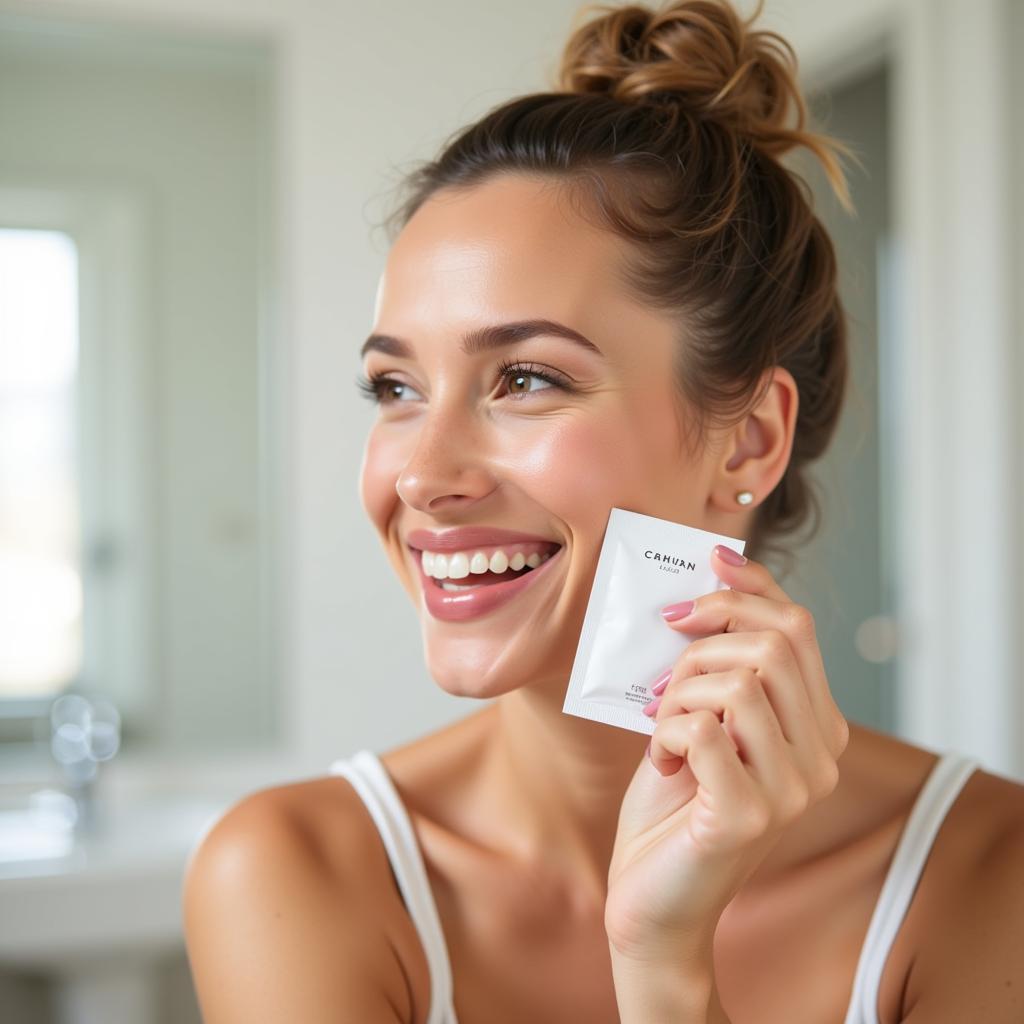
736, 490, 754, 506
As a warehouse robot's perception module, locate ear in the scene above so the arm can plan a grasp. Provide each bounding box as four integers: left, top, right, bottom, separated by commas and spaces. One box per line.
709, 366, 799, 515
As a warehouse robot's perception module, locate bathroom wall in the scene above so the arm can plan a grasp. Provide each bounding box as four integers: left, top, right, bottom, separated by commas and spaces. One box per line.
1010, 0, 1024, 759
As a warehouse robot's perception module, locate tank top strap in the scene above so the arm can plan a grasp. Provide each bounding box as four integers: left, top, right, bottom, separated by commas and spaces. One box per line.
329, 749, 459, 1024
842, 750, 981, 1024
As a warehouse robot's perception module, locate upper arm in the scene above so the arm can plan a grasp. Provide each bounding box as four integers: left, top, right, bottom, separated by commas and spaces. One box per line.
899, 798, 1024, 1022
183, 789, 409, 1024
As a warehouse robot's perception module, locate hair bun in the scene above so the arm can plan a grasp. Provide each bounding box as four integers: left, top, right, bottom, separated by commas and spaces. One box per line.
557, 0, 809, 162
555, 0, 857, 209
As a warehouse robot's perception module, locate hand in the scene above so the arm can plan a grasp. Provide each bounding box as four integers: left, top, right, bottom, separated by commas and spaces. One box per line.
604, 546, 850, 963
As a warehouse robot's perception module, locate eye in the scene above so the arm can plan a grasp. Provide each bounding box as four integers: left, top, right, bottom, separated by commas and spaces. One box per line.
355, 360, 574, 406
354, 373, 422, 404
494, 359, 572, 399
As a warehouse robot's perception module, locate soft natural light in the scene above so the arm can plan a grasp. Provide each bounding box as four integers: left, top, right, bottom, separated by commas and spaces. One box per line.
0, 228, 83, 698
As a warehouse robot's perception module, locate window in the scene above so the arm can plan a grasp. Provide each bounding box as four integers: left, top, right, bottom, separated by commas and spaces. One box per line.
0, 228, 82, 702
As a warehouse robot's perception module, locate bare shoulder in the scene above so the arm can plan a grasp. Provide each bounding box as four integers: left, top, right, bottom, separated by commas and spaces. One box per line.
899, 764, 1024, 1022
183, 776, 413, 1024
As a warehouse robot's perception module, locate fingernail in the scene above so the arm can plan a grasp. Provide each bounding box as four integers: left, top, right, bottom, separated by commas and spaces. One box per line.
650, 668, 672, 697
715, 545, 747, 566
660, 599, 695, 622
642, 695, 662, 717
645, 738, 652, 759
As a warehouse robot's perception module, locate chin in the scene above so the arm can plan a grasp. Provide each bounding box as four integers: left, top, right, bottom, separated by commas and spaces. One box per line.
419, 632, 517, 695
426, 665, 509, 700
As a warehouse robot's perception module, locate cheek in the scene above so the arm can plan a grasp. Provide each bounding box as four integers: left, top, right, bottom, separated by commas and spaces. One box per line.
358, 427, 402, 538
498, 402, 680, 534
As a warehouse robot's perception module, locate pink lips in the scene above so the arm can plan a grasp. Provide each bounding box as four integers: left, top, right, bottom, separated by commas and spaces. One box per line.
414, 544, 565, 622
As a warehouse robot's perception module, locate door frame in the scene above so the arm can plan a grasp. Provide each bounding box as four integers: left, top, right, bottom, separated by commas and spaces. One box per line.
792, 0, 1018, 778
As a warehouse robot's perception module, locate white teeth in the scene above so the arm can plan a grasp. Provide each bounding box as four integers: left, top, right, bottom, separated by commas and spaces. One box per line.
446, 552, 470, 579
440, 579, 483, 591
419, 545, 557, 581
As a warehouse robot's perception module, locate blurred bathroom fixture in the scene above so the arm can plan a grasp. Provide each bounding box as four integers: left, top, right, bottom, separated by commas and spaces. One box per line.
854, 614, 901, 664
49, 691, 121, 835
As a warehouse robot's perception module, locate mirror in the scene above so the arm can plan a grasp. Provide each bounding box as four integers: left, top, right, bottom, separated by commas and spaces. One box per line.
0, 12, 281, 756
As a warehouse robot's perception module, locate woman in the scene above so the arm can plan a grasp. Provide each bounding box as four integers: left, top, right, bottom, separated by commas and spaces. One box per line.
183, 1, 1024, 1021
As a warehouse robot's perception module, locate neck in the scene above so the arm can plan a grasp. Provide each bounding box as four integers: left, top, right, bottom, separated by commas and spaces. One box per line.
478, 680, 649, 905
474, 686, 866, 908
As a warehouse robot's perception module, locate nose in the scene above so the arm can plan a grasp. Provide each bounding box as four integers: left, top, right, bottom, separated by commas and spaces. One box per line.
395, 401, 498, 513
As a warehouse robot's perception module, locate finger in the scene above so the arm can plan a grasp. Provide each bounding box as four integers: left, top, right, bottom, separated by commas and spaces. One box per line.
653, 669, 807, 810
671, 630, 825, 757
661, 585, 846, 759
658, 551, 791, 636
710, 545, 793, 604
650, 710, 766, 836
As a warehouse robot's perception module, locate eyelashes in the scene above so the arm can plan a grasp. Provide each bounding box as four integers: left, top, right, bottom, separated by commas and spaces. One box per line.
354, 359, 575, 406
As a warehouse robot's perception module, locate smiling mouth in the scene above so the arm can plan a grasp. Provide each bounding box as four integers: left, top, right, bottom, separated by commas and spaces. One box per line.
410, 542, 566, 622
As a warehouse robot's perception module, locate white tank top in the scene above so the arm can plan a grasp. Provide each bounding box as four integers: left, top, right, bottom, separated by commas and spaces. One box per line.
329, 747, 980, 1024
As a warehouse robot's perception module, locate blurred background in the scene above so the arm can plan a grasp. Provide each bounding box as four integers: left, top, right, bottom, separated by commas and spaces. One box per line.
0, 0, 1019, 1020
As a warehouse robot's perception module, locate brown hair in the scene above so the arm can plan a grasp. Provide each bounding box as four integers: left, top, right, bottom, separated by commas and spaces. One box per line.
379, 0, 860, 576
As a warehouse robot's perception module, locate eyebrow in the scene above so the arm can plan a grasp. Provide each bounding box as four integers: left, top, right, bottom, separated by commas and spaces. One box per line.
359, 318, 604, 361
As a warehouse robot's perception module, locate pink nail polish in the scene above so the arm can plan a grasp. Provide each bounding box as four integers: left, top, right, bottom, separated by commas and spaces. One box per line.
715, 545, 747, 566
661, 599, 695, 621
642, 695, 662, 717
650, 669, 672, 696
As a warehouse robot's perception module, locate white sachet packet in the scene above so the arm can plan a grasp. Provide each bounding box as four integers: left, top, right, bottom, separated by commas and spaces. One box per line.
562, 506, 747, 735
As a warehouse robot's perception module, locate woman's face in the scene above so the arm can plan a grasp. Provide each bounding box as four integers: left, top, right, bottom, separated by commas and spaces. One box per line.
359, 173, 723, 697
